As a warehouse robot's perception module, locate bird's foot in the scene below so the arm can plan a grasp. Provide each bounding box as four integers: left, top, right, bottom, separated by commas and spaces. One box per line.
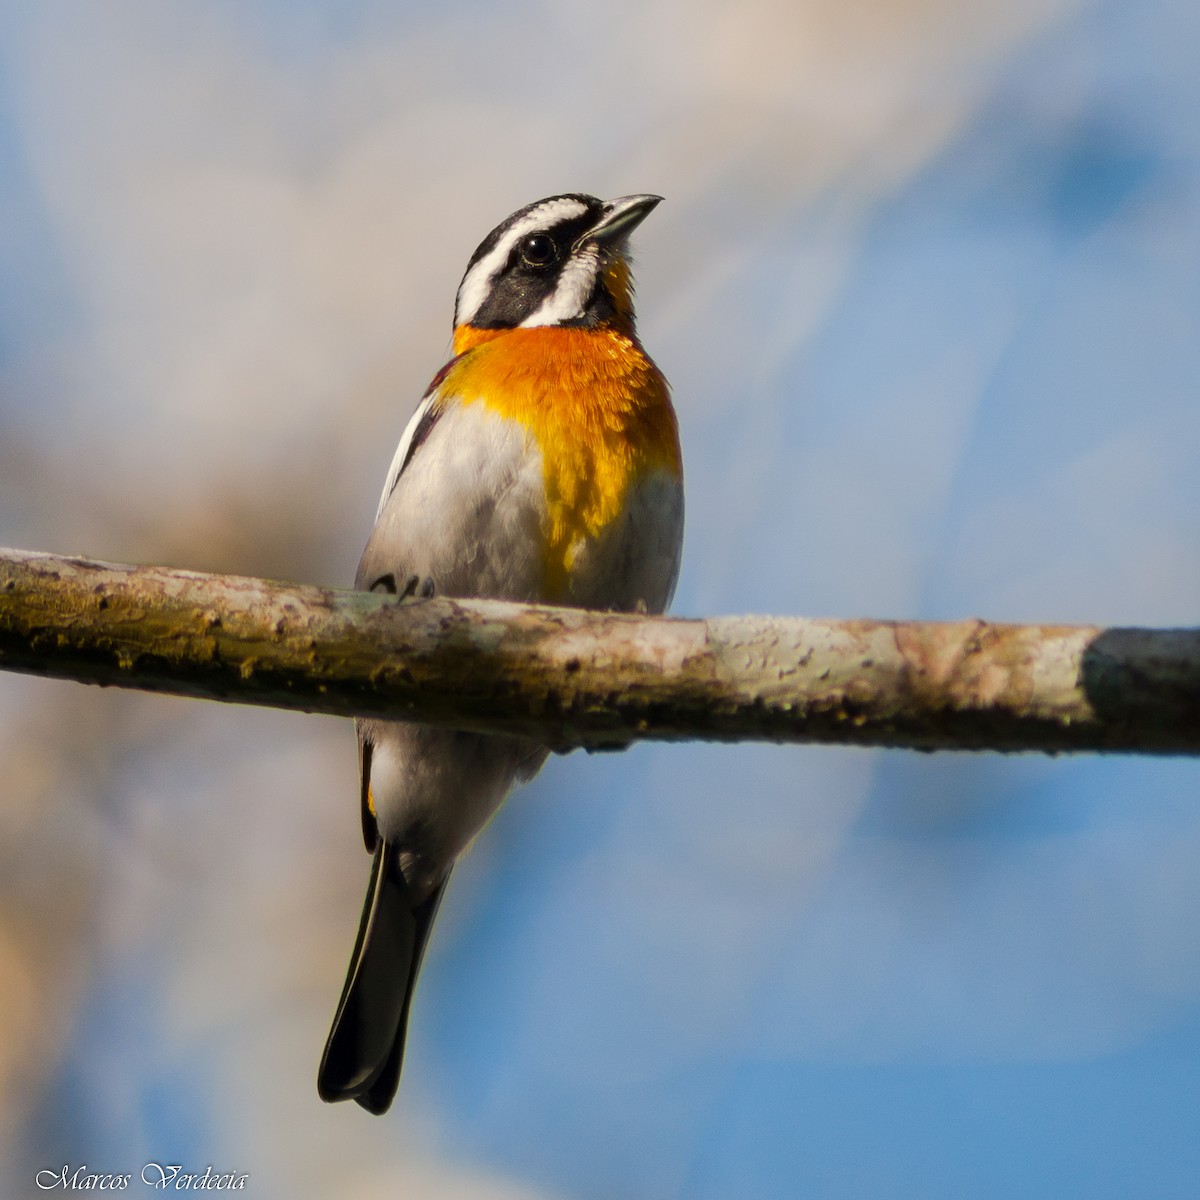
369, 573, 436, 602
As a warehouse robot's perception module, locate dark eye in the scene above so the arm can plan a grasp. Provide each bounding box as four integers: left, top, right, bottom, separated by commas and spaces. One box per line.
520, 233, 557, 268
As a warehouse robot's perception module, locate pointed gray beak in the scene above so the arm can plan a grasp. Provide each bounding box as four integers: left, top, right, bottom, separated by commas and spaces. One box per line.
579, 193, 663, 247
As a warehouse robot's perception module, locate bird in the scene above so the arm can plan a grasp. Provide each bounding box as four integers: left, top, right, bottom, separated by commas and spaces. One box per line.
317, 193, 684, 1114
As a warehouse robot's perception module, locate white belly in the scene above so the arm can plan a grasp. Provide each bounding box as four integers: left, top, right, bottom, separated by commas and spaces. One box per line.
357, 397, 683, 890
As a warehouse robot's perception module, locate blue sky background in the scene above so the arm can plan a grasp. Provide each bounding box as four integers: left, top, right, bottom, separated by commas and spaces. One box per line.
1, 1, 1199, 1197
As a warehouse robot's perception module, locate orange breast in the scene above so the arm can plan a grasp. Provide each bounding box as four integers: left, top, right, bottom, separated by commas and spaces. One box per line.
446, 324, 681, 597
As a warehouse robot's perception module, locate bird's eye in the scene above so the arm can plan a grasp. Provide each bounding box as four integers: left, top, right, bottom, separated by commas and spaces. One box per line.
520, 233, 557, 268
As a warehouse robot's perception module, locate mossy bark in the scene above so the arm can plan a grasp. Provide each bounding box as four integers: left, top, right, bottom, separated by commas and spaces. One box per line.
1, 548, 1198, 754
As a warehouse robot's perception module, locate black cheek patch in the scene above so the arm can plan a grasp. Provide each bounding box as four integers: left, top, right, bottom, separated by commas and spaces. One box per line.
471, 268, 561, 328
467, 208, 607, 329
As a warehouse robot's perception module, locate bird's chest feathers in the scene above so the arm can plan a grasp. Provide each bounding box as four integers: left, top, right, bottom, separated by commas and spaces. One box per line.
447, 325, 680, 595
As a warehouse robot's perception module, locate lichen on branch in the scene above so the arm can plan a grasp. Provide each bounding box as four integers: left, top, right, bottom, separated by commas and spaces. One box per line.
1, 548, 1198, 755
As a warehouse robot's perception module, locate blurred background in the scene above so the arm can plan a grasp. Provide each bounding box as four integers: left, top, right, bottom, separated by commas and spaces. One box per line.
2, 0, 1199, 1196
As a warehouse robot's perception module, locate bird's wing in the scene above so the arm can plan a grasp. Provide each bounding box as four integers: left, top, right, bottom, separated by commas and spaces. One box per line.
373, 391, 443, 522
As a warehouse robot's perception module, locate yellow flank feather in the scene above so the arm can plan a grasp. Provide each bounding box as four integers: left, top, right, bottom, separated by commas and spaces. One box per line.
448, 324, 681, 598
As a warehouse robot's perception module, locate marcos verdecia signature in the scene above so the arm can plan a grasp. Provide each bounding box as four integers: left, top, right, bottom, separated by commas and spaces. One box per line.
36, 1162, 249, 1191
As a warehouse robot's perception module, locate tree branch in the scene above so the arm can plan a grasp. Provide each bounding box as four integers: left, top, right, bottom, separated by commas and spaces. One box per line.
0, 547, 1197, 754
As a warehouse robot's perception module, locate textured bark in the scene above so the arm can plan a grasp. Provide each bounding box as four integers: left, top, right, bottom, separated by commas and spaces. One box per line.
1, 547, 1198, 754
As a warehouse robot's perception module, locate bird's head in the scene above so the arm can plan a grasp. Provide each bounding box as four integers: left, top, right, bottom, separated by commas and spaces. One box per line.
452, 193, 662, 336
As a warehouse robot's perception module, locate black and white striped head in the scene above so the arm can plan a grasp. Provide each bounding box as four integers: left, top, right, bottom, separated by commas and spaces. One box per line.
453, 193, 662, 331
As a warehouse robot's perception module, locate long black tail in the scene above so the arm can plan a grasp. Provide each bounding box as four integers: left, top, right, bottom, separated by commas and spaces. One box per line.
318, 839, 447, 1114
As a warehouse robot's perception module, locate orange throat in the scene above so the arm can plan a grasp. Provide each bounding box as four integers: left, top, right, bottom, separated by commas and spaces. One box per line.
446, 323, 681, 597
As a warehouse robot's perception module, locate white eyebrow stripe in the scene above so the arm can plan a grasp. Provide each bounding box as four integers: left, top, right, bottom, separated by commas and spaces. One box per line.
519, 243, 601, 327
453, 197, 589, 326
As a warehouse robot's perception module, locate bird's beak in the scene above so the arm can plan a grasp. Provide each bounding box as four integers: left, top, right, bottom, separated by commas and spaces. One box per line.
579, 194, 663, 248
